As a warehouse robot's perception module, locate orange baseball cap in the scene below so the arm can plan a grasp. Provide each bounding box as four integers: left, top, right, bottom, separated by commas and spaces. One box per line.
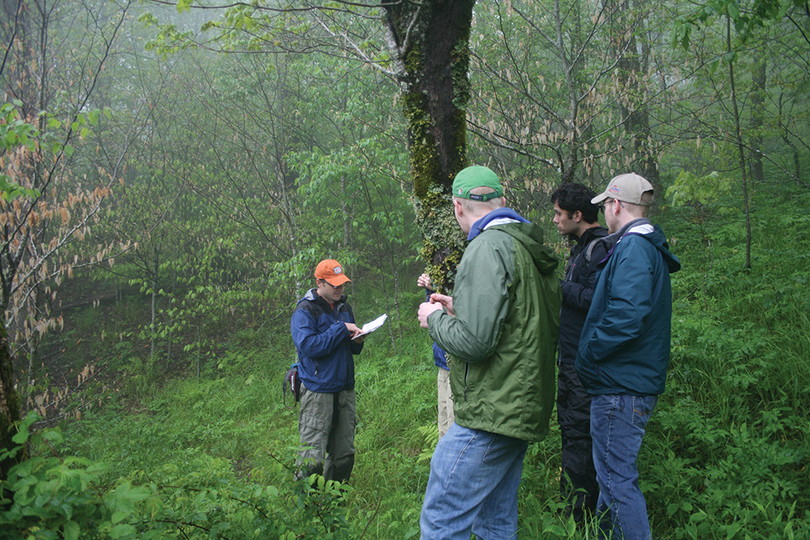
314, 259, 351, 286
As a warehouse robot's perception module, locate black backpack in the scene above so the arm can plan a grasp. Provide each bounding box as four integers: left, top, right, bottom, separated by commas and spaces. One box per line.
283, 362, 301, 408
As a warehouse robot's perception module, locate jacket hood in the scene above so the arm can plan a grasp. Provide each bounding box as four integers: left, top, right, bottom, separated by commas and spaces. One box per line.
616, 219, 681, 274
487, 217, 559, 276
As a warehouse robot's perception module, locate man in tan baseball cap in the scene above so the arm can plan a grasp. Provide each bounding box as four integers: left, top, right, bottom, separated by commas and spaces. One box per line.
591, 173, 655, 235
576, 172, 680, 540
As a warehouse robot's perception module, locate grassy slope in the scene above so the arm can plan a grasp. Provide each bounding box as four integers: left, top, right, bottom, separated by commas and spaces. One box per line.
56, 188, 810, 539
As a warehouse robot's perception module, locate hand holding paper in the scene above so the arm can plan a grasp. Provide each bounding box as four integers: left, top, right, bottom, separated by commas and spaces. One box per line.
352, 313, 387, 340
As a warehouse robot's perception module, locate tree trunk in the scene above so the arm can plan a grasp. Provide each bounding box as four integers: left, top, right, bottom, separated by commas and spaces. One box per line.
750, 53, 766, 183
382, 0, 475, 291
150, 277, 157, 362
610, 0, 659, 185
560, 0, 586, 184
0, 322, 23, 480
727, 17, 752, 270
776, 94, 802, 186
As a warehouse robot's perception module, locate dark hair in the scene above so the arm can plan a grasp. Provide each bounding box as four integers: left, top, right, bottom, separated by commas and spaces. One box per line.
551, 183, 600, 224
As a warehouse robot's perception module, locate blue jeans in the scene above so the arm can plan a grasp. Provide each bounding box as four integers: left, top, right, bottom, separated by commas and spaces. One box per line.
591, 394, 658, 540
420, 423, 528, 540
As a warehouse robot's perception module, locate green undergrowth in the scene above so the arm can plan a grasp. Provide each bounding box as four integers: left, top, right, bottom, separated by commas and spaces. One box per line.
3, 189, 810, 539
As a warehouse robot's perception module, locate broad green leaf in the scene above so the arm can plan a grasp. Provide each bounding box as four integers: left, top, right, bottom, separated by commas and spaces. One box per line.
110, 523, 138, 538
64, 520, 80, 540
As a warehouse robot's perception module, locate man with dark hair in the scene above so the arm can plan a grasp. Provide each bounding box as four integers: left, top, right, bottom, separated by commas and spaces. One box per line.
577, 173, 680, 540
291, 259, 365, 483
417, 165, 560, 539
550, 183, 608, 523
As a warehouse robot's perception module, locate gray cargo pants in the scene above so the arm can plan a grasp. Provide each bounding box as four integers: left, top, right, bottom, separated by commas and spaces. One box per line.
296, 383, 356, 483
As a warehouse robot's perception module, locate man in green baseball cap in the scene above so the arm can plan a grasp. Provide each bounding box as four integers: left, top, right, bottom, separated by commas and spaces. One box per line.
417, 164, 561, 539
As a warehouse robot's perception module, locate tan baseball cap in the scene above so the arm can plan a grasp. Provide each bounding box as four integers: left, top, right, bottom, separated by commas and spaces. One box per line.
592, 173, 654, 206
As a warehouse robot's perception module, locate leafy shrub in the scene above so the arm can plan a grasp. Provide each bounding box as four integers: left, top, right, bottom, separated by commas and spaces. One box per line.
0, 413, 352, 539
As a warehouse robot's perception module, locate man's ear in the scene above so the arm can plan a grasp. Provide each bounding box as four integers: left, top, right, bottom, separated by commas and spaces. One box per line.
573, 210, 583, 223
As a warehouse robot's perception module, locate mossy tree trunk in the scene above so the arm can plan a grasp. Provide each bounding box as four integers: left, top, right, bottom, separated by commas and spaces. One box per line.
382, 0, 475, 292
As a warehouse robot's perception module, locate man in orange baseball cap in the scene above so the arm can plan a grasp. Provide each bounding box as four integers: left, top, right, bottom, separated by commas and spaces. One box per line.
291, 259, 364, 482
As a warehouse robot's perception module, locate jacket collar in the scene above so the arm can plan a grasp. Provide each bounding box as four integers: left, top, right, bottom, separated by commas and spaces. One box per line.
601, 219, 681, 273
594, 218, 651, 265
616, 218, 653, 240
571, 225, 608, 245
301, 288, 347, 310
468, 207, 529, 241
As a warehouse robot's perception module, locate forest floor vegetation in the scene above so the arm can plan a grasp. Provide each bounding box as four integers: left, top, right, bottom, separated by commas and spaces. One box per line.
2, 189, 809, 539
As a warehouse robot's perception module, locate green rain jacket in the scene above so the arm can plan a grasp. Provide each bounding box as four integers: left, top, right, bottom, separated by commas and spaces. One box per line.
427, 208, 561, 442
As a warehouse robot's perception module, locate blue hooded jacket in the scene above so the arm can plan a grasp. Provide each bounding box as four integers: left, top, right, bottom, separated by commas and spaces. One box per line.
291, 288, 363, 393
575, 219, 680, 396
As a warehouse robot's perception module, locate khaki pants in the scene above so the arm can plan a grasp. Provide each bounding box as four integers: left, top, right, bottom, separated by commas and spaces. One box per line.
297, 383, 356, 482
437, 367, 454, 439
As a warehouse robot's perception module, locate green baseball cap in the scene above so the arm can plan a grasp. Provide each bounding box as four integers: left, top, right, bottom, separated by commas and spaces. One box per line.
452, 166, 503, 202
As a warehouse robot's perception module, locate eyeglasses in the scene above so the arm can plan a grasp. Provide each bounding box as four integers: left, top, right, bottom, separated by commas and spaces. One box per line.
320, 280, 344, 290
602, 198, 625, 210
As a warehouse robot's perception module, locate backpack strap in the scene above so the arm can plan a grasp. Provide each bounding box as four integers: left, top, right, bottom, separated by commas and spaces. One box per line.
584, 238, 598, 263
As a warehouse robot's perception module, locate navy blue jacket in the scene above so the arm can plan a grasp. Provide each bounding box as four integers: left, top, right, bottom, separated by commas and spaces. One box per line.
423, 289, 449, 370
291, 289, 363, 393
576, 219, 680, 396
